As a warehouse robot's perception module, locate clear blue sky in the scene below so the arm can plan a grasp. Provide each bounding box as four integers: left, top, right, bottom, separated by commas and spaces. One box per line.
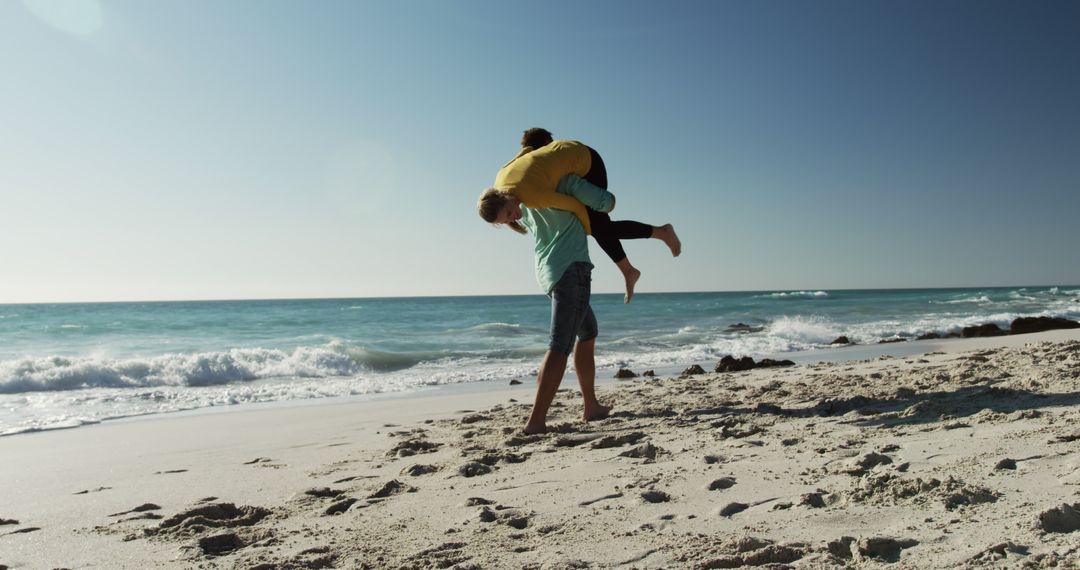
2, 0, 1078, 303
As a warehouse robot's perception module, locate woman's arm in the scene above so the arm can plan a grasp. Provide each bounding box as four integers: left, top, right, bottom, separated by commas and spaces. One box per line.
559, 174, 614, 213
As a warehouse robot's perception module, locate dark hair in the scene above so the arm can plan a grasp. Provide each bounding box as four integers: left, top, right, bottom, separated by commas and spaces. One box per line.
520, 128, 553, 149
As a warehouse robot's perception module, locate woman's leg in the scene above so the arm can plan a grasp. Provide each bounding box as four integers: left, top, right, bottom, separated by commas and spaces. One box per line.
594, 218, 681, 256
611, 221, 681, 257
584, 147, 608, 190
588, 208, 640, 304
584, 146, 682, 300
585, 148, 641, 302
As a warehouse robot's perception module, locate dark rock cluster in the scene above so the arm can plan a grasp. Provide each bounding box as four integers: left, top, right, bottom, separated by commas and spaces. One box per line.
829, 316, 1079, 346
714, 355, 795, 373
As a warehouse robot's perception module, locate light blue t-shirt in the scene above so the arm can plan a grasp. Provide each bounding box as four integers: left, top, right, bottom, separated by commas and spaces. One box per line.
520, 174, 615, 293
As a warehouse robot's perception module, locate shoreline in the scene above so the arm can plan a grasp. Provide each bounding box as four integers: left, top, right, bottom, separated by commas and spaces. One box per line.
6, 328, 1079, 439
2, 329, 1079, 568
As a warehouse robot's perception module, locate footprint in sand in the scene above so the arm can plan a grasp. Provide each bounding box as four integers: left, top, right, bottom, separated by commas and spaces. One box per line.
641, 490, 672, 504
303, 488, 345, 499
243, 457, 287, 469
401, 464, 439, 477
367, 479, 415, 499
387, 438, 440, 458
798, 492, 827, 508
323, 498, 359, 516
692, 538, 807, 567
590, 431, 647, 449
331, 475, 377, 484
620, 442, 663, 461
402, 541, 470, 568
707, 477, 737, 491
148, 503, 271, 537
1039, 503, 1080, 533
198, 532, 246, 556
457, 462, 493, 478
474, 451, 529, 466
109, 504, 163, 521
503, 433, 544, 448
476, 506, 531, 529
154, 469, 188, 475
74, 486, 113, 494
717, 502, 748, 517
3, 526, 41, 535
460, 413, 491, 425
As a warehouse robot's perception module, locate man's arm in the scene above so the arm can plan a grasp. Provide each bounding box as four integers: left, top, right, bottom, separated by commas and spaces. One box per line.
557, 174, 614, 213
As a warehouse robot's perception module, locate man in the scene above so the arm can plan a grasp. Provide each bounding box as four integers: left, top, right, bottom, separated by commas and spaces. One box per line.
477, 174, 615, 433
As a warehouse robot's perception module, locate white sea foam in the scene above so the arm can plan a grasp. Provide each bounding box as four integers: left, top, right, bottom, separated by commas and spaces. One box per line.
0, 350, 547, 435
932, 295, 992, 305
767, 316, 841, 344
0, 344, 374, 394
762, 291, 829, 299
1009, 291, 1038, 301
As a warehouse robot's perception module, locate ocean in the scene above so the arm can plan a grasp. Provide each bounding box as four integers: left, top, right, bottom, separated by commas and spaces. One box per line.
1, 286, 1078, 436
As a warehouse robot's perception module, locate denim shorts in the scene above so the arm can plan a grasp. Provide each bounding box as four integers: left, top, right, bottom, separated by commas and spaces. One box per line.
548, 262, 598, 355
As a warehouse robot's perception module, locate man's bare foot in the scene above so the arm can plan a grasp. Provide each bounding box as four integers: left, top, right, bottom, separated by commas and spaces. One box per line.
655, 224, 681, 257
522, 423, 548, 435
584, 403, 612, 422
623, 267, 641, 304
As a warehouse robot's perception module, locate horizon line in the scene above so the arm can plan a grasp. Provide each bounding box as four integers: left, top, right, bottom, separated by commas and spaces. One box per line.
2, 283, 1077, 307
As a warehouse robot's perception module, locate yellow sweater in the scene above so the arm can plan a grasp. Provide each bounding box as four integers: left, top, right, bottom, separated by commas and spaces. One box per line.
494, 140, 594, 234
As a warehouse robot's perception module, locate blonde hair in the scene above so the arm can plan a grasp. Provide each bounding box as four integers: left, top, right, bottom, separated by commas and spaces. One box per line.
477, 188, 527, 234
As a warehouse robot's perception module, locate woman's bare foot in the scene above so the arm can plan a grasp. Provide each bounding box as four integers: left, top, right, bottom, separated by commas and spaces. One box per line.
654, 224, 681, 257
623, 267, 641, 304
584, 403, 612, 422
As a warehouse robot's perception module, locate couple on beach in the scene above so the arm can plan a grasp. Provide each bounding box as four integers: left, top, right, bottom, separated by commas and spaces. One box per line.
477, 128, 681, 434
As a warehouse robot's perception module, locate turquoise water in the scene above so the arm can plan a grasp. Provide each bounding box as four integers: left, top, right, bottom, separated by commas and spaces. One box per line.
1, 286, 1077, 435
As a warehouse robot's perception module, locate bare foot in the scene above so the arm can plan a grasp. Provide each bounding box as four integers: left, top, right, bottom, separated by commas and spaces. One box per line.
623, 267, 641, 304
655, 224, 681, 257
522, 423, 548, 435
584, 403, 612, 422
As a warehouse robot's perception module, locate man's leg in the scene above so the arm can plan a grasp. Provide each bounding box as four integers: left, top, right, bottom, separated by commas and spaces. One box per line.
524, 262, 589, 434
573, 337, 611, 421
524, 350, 568, 434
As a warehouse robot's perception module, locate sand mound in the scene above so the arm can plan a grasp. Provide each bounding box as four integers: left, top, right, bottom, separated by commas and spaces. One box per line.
846, 473, 999, 511
151, 503, 271, 537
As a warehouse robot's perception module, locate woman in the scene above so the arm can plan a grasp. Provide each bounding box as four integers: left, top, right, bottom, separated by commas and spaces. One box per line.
480, 128, 680, 303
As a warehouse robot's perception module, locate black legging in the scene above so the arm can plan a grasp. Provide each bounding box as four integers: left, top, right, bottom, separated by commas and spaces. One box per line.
583, 147, 652, 264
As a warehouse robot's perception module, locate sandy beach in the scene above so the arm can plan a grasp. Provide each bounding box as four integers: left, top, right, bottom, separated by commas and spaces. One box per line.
2, 330, 1080, 569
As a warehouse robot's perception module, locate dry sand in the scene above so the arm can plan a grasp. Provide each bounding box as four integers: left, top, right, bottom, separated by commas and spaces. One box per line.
2, 331, 1080, 569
